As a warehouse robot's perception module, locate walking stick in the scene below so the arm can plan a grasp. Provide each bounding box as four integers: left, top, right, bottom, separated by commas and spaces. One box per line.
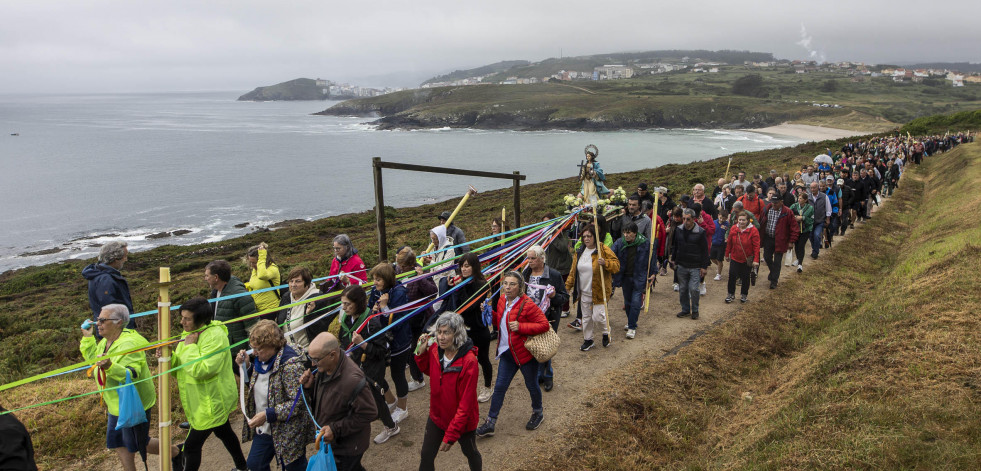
644, 192, 660, 313
421, 185, 478, 258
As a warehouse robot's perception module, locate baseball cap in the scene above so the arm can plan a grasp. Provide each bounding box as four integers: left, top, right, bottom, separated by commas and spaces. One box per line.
438, 211, 451, 220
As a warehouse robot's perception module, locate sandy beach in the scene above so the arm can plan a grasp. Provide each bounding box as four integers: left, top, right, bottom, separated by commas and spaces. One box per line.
746, 123, 871, 141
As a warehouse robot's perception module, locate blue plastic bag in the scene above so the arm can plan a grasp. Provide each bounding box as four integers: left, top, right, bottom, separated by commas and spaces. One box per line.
115, 369, 148, 430
481, 300, 493, 327
306, 440, 337, 471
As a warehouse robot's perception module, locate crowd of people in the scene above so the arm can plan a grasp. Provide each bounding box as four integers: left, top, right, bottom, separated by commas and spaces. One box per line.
0, 132, 972, 471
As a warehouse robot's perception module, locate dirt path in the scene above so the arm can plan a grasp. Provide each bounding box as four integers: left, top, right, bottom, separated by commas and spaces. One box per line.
113, 206, 881, 471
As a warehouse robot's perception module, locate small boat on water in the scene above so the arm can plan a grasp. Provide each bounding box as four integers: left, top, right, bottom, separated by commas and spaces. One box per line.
10, 133, 18, 136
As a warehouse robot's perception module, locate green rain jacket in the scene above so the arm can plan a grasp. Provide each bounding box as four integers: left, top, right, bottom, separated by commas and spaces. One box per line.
80, 329, 156, 416
172, 321, 237, 430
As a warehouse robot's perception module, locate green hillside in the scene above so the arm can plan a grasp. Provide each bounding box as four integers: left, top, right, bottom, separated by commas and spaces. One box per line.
238, 78, 328, 101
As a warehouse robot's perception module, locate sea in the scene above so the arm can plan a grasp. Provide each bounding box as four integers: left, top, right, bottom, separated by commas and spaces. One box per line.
0, 91, 801, 273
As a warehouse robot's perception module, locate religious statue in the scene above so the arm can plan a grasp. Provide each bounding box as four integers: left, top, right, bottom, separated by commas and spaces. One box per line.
578, 144, 610, 203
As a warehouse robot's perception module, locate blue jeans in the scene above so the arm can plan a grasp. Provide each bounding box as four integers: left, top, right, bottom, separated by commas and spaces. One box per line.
488, 351, 541, 419
246, 433, 307, 471
676, 266, 701, 314
810, 222, 825, 257
621, 282, 644, 330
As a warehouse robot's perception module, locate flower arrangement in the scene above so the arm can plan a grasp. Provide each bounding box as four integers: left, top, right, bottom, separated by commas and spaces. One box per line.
609, 186, 628, 205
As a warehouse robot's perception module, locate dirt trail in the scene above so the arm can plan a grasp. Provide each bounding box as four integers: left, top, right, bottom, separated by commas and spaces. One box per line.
112, 206, 880, 471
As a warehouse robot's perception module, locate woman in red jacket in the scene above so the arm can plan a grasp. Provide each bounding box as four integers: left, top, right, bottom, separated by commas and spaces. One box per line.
724, 211, 761, 304
475, 271, 550, 438
415, 312, 482, 471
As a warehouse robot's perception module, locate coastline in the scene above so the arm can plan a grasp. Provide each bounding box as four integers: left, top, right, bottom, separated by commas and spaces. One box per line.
744, 123, 872, 141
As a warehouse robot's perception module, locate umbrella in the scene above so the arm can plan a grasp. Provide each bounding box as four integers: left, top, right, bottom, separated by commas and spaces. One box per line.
813, 154, 833, 165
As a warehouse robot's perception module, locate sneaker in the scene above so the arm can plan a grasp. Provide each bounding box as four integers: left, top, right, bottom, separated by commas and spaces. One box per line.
740, 295, 748, 303
373, 424, 400, 444
544, 378, 554, 392
626, 329, 636, 339
477, 386, 492, 403
700, 283, 707, 296
691, 312, 699, 320
387, 400, 397, 414
568, 318, 582, 331
769, 281, 777, 289
178, 421, 190, 430
790, 261, 798, 269
676, 311, 689, 318
797, 265, 803, 273
476, 419, 496, 438
623, 324, 629, 331
714, 274, 722, 281
673, 283, 680, 292
725, 294, 734, 304
407, 378, 426, 392
560, 311, 569, 318
526, 412, 544, 430
391, 407, 408, 424
580, 339, 594, 351
602, 334, 611, 347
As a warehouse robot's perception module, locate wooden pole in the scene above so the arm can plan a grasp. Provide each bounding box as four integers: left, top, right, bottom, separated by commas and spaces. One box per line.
590, 203, 611, 332
157, 267, 172, 471
373, 157, 388, 263
513, 171, 521, 229
644, 192, 660, 313
723, 156, 733, 183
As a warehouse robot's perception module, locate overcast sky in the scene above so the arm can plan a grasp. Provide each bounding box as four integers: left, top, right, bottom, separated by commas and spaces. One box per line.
1, 0, 977, 93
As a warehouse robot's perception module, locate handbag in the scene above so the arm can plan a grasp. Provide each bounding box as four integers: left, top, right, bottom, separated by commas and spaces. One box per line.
115, 368, 147, 430
515, 299, 561, 362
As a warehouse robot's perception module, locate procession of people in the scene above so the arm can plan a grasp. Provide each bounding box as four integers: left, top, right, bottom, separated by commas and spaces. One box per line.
0, 131, 971, 471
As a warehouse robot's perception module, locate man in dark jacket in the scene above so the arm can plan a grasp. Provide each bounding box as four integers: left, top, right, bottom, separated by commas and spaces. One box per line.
521, 245, 569, 391
438, 211, 470, 255
204, 260, 257, 357
302, 333, 377, 471
82, 241, 136, 338
630, 182, 656, 211
612, 222, 658, 339
844, 171, 867, 226
670, 209, 709, 320
0, 404, 37, 471
759, 196, 800, 289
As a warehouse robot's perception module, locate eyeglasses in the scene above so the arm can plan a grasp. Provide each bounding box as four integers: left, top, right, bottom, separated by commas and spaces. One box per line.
501, 281, 520, 287
332, 246, 343, 251
96, 317, 120, 324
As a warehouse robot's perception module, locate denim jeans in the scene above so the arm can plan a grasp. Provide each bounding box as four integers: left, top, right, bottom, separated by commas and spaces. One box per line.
488, 351, 541, 420
676, 265, 701, 314
537, 318, 559, 382
810, 222, 825, 257
246, 432, 307, 471
621, 282, 645, 330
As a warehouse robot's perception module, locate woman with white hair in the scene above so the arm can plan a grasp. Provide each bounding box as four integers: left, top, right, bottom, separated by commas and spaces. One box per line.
80, 303, 178, 471
520, 245, 568, 392
322, 234, 367, 293
415, 312, 482, 471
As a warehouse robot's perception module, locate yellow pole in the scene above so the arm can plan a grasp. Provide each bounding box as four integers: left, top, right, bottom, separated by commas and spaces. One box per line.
421, 186, 478, 257
157, 267, 172, 471
644, 192, 660, 313
723, 156, 733, 183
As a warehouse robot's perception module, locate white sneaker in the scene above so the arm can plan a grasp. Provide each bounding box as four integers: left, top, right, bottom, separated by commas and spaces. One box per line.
391, 407, 408, 424
713, 274, 722, 281
374, 424, 400, 444
673, 283, 679, 292
699, 283, 707, 296
625, 329, 636, 339
560, 311, 569, 318
407, 378, 426, 392
477, 387, 492, 403
387, 401, 397, 414
624, 324, 629, 331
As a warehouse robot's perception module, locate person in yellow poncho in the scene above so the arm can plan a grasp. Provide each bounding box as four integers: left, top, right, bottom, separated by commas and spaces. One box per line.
245, 242, 281, 319
80, 303, 178, 471
171, 296, 248, 471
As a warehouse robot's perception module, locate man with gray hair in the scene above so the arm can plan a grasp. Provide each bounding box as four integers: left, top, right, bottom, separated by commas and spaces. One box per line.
82, 241, 136, 337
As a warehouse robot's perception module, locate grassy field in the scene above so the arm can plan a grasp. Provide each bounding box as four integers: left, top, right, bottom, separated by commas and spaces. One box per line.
512, 142, 981, 469
320, 66, 981, 130
0, 132, 885, 469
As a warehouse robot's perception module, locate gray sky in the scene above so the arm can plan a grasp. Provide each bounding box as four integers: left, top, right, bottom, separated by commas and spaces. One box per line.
1, 0, 977, 93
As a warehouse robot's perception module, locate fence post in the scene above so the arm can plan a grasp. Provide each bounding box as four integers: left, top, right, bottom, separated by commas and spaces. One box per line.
157, 267, 172, 471
513, 171, 521, 228
373, 157, 388, 262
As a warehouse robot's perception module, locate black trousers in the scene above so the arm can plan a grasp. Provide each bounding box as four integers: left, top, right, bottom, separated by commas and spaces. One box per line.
181, 419, 247, 471
794, 235, 808, 265
466, 324, 494, 388
762, 235, 783, 283
419, 417, 482, 471
334, 453, 366, 471
727, 261, 752, 296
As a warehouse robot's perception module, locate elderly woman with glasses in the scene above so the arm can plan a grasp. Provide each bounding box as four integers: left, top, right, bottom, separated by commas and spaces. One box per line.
475, 271, 550, 438
235, 320, 313, 471
81, 304, 177, 471
415, 312, 482, 471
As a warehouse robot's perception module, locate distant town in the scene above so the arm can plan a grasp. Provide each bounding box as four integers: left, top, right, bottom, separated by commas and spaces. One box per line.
314, 79, 408, 99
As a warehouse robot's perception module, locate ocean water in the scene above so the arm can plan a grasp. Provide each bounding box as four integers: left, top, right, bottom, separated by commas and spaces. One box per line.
0, 91, 800, 272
